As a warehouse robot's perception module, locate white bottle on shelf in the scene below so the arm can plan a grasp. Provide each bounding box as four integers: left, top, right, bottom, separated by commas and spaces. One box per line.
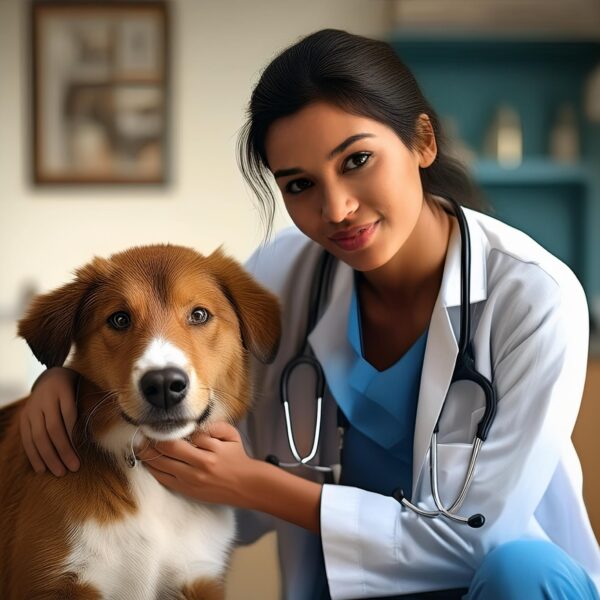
549, 103, 580, 164
484, 104, 523, 169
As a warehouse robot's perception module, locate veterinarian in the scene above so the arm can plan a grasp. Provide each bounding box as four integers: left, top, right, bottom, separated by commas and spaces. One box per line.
23, 29, 600, 599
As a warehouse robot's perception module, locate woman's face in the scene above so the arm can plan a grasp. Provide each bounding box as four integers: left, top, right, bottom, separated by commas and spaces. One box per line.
264, 101, 436, 272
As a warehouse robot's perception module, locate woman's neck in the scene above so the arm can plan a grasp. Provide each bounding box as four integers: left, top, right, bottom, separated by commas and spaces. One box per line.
359, 198, 453, 310
354, 198, 454, 369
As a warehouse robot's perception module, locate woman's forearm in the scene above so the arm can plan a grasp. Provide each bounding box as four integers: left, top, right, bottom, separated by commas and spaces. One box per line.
242, 459, 322, 534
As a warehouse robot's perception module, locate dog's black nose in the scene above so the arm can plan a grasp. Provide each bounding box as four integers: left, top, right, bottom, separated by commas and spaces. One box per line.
139, 368, 189, 410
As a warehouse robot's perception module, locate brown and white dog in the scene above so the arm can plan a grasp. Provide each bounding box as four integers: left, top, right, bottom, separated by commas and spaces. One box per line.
0, 244, 281, 599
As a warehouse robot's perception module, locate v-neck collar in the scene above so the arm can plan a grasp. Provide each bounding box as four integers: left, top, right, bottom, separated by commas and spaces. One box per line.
308, 204, 489, 491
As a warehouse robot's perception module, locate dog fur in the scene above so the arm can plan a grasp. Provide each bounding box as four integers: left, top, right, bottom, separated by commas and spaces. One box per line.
0, 244, 281, 599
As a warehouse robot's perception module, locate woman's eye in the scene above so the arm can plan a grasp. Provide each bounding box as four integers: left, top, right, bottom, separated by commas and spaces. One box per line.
189, 307, 210, 325
285, 178, 313, 195
343, 152, 371, 171
107, 311, 131, 330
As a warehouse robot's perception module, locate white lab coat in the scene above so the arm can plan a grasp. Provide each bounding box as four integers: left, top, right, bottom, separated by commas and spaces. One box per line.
237, 206, 600, 599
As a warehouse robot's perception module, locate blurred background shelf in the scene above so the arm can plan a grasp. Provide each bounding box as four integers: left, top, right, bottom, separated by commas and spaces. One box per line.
388, 35, 600, 305
472, 159, 590, 186
471, 159, 590, 275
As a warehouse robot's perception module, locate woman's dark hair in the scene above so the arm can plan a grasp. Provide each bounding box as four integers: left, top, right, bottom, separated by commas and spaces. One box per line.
238, 28, 485, 238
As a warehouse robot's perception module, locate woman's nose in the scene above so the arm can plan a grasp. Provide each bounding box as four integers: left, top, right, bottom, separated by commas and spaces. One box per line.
321, 186, 358, 223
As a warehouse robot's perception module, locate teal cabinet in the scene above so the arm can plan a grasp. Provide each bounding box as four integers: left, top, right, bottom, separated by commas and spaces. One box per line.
389, 36, 600, 306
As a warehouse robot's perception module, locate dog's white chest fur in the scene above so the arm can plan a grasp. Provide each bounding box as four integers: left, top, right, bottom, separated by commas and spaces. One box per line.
64, 465, 235, 600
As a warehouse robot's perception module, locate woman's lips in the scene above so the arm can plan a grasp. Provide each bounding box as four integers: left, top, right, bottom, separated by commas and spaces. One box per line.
329, 221, 380, 251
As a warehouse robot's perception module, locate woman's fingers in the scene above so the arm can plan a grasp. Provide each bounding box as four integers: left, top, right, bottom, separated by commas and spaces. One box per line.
138, 451, 201, 485
190, 431, 222, 451
206, 421, 241, 442
144, 464, 188, 494
20, 367, 81, 476
49, 401, 80, 471
137, 452, 175, 473
136, 423, 252, 505
19, 415, 46, 474
135, 444, 163, 462
43, 400, 79, 471
136, 423, 239, 466
29, 411, 67, 477
138, 438, 215, 465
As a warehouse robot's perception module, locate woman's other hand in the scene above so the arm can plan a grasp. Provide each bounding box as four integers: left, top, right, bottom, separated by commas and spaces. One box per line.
20, 367, 80, 476
136, 422, 255, 507
137, 421, 322, 533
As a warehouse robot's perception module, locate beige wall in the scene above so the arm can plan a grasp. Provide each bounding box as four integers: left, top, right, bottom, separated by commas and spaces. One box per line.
0, 2, 389, 598
0, 0, 390, 399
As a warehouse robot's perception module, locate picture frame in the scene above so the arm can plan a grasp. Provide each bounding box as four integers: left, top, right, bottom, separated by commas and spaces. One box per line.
31, 1, 169, 184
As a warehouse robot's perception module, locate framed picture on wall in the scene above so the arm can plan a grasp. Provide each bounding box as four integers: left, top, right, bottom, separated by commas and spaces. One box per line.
31, 1, 169, 184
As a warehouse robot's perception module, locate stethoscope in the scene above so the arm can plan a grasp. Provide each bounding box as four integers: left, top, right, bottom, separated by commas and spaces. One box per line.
266, 198, 497, 528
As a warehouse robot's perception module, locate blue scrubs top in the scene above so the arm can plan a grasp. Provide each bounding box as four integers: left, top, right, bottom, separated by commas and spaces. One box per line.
311, 276, 429, 599
326, 276, 428, 498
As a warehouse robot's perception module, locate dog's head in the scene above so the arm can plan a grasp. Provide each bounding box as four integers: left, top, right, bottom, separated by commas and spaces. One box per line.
17, 244, 281, 444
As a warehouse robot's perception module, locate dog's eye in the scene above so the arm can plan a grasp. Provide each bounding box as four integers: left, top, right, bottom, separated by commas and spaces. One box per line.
107, 311, 131, 330
189, 307, 210, 325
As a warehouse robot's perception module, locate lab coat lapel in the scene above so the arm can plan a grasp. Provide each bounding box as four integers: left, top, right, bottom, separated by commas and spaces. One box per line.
306, 206, 489, 496
306, 259, 354, 468
307, 260, 354, 389
411, 299, 458, 493
412, 209, 488, 494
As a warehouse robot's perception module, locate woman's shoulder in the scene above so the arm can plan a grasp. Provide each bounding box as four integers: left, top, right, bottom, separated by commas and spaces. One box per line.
466, 209, 588, 345
467, 208, 584, 300
466, 210, 589, 384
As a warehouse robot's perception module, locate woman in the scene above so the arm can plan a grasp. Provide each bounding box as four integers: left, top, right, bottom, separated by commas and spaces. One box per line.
21, 29, 600, 599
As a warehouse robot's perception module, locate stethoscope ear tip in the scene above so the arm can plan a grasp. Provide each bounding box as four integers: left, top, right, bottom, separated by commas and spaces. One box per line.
468, 514, 485, 528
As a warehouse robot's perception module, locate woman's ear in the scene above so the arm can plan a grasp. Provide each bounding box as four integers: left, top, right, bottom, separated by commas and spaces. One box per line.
415, 113, 437, 168
207, 247, 282, 364
17, 258, 109, 368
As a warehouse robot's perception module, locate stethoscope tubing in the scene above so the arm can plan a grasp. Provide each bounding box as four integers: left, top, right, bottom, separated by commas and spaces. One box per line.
393, 435, 485, 528
283, 394, 323, 464
269, 198, 495, 529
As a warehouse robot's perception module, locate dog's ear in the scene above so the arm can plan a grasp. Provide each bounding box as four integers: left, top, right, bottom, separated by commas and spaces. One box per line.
207, 248, 281, 364
17, 258, 110, 368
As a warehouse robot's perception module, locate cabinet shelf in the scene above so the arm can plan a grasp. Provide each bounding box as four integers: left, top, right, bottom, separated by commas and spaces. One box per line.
388, 34, 600, 297
471, 159, 589, 187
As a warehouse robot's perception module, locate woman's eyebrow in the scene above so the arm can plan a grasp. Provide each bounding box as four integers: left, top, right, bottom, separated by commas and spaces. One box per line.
273, 133, 375, 179
328, 133, 375, 159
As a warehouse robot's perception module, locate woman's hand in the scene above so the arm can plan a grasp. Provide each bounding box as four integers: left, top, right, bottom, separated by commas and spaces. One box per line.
136, 422, 257, 508
136, 421, 323, 533
20, 367, 80, 476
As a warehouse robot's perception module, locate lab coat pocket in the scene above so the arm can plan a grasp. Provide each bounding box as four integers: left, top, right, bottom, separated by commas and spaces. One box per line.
430, 442, 474, 510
